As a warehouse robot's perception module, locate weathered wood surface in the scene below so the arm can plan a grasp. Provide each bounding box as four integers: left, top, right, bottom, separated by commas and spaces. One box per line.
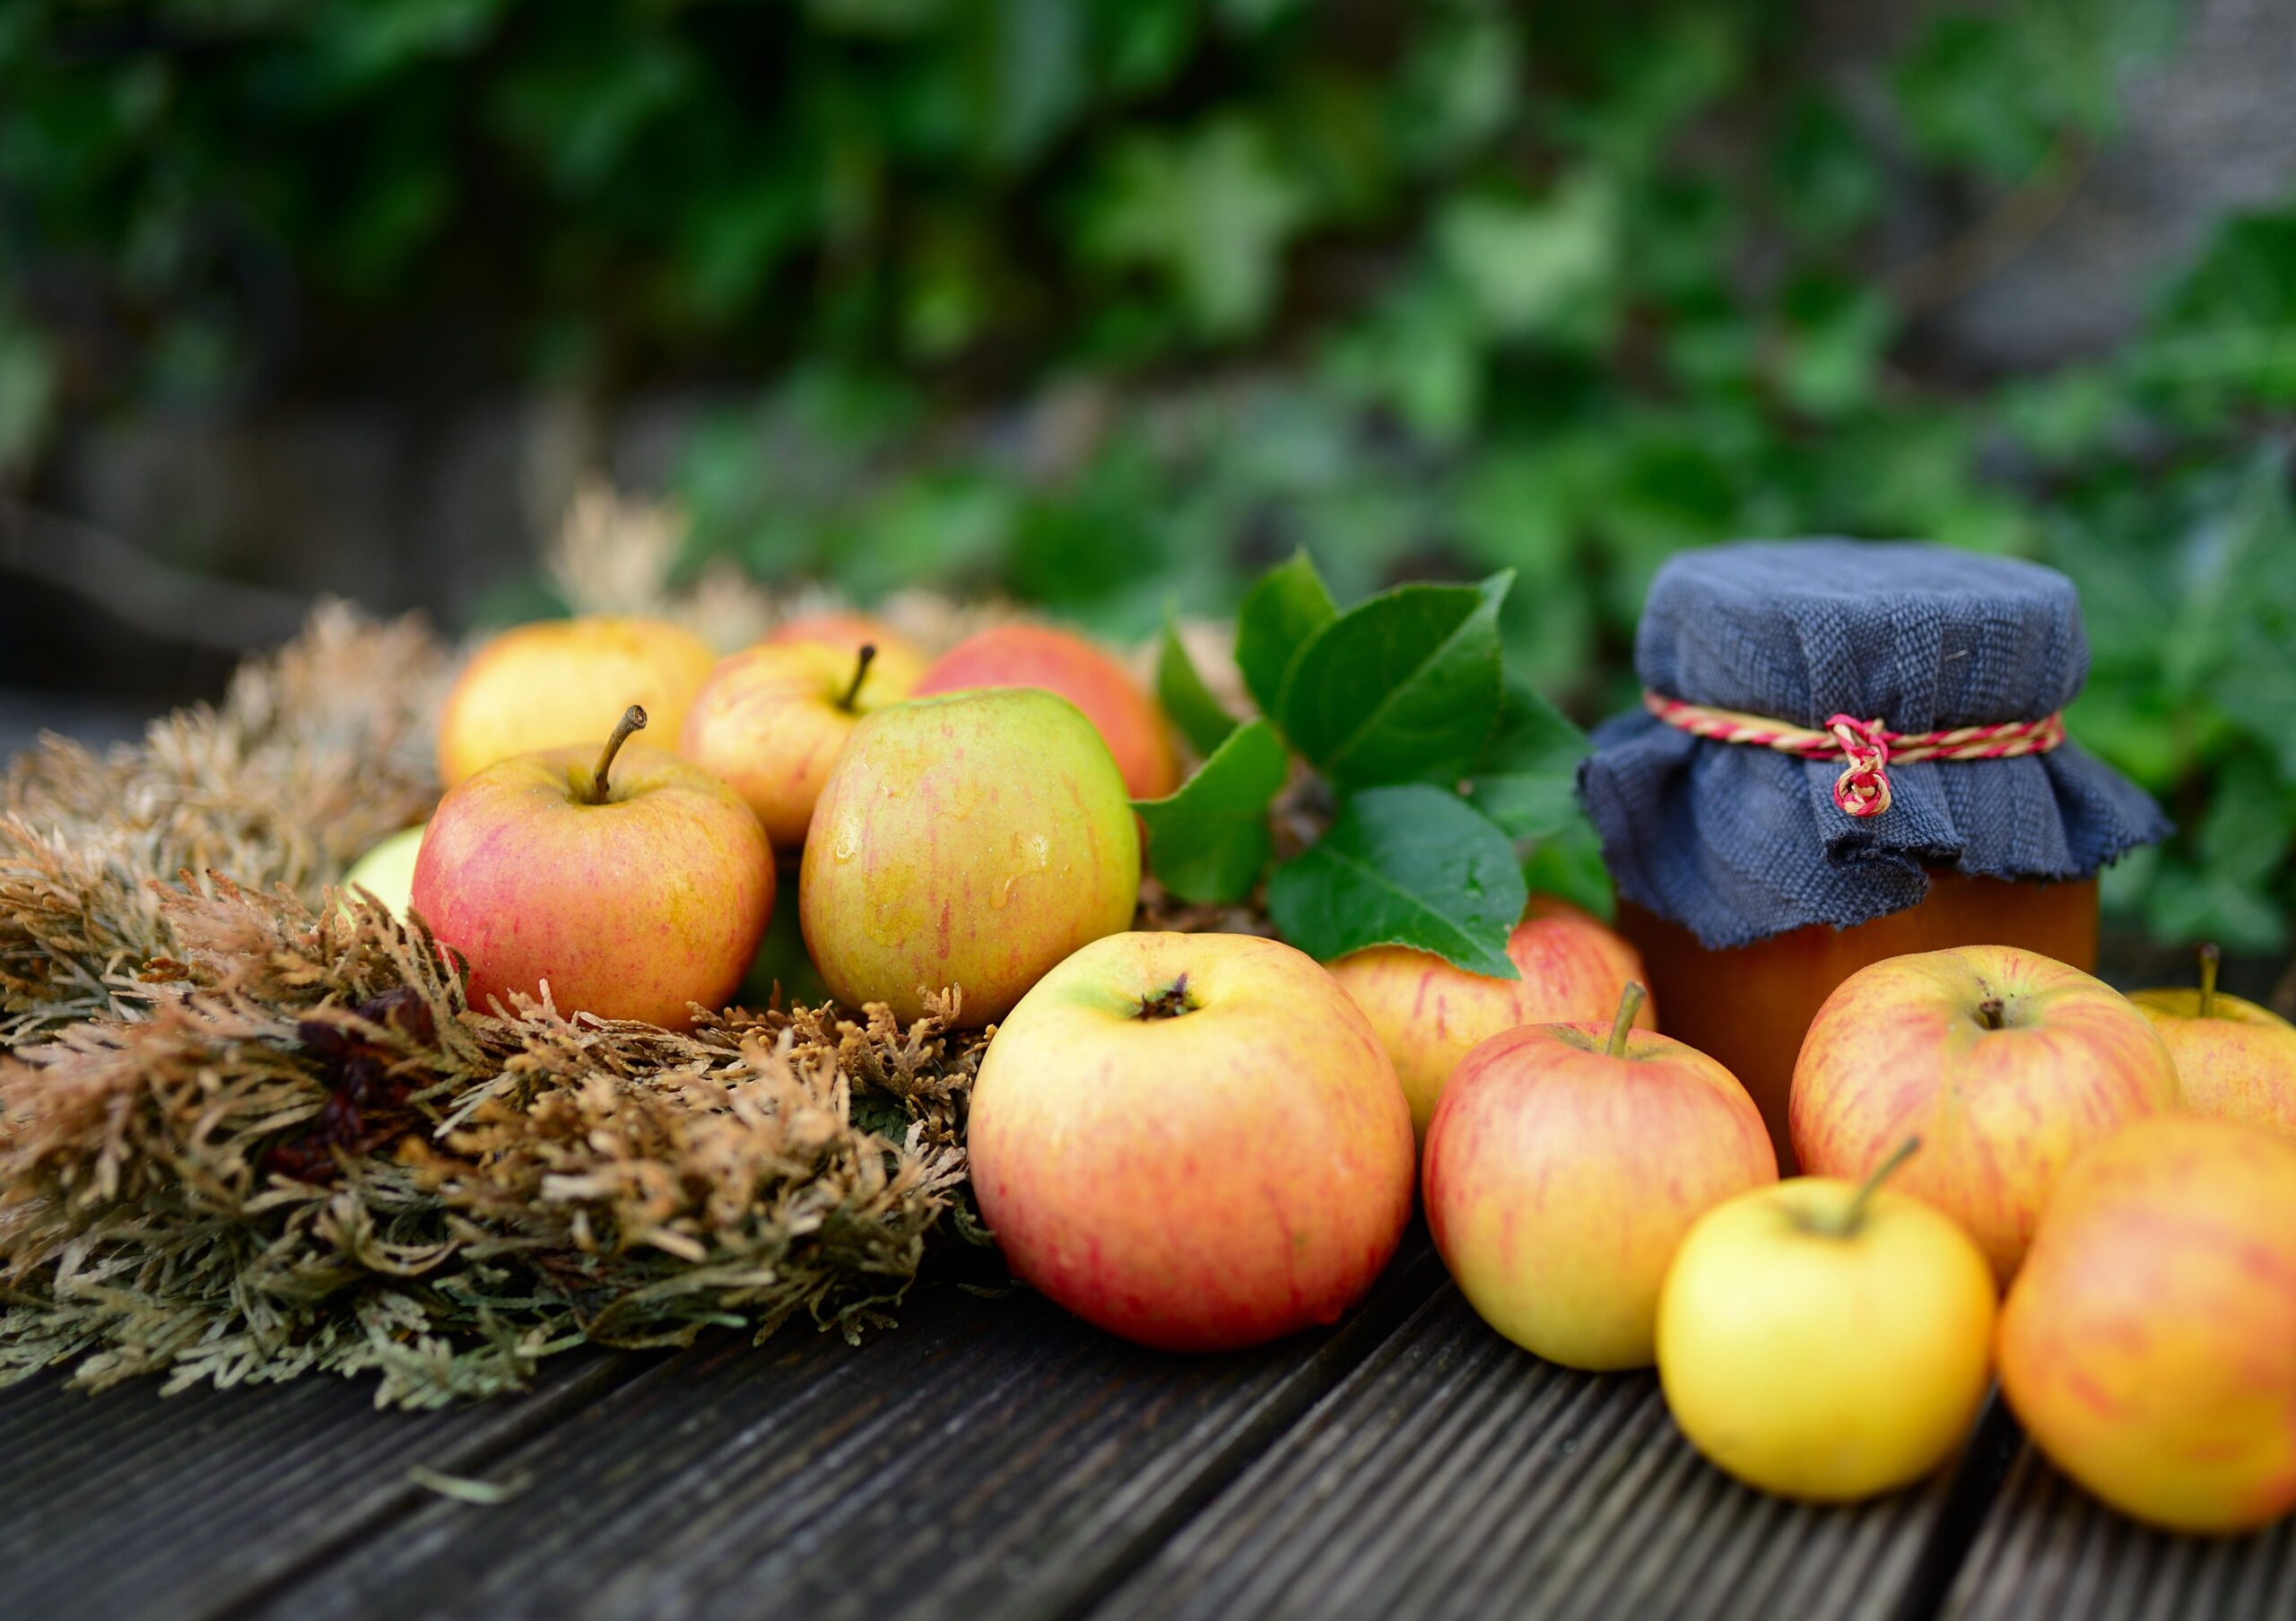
1944, 1443, 2296, 1621
0, 1352, 628, 1621
3, 1240, 2291, 1621
233, 1242, 1449, 1621
1092, 1286, 2016, 1621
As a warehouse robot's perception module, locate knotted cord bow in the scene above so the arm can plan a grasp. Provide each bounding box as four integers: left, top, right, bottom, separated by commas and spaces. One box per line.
1642, 693, 2067, 820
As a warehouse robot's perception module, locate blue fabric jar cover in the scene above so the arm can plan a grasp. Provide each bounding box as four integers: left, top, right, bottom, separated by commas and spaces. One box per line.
1578, 539, 2170, 950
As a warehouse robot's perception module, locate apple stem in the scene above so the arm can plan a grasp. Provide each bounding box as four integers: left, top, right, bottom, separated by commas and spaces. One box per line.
1838, 1135, 1922, 1236
1136, 973, 1193, 1021
1976, 997, 2006, 1032
839, 644, 878, 711
1605, 981, 1647, 1059
588, 705, 648, 803
2199, 942, 2221, 1020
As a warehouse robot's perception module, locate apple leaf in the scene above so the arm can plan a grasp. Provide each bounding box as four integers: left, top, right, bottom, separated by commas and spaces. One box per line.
1267, 784, 1526, 978
1278, 571, 1512, 789
1464, 678, 1587, 841
1234, 549, 1337, 719
1134, 718, 1290, 904
1156, 612, 1239, 758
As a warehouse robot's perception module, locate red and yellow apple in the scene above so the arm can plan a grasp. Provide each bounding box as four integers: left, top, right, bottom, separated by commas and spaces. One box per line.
912, 623, 1178, 800
1998, 1115, 2296, 1533
412, 708, 773, 1027
1657, 1145, 1996, 1502
970, 930, 1414, 1351
2131, 944, 2296, 1140
1423, 987, 1776, 1370
766, 611, 928, 695
798, 687, 1139, 1027
1330, 896, 1656, 1137
677, 640, 909, 852
437, 616, 716, 788
1790, 946, 2179, 1281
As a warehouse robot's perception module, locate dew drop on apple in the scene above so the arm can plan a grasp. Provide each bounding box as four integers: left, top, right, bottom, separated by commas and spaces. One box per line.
831, 816, 861, 864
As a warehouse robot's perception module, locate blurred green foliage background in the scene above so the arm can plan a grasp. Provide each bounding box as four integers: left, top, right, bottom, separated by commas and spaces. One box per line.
3, 0, 2293, 954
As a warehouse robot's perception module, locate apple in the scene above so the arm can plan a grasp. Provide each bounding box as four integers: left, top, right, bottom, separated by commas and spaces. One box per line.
412, 706, 773, 1027
2131, 943, 2296, 1139
912, 623, 1178, 800
436, 615, 716, 788
341, 824, 425, 919
1330, 896, 1657, 1137
1657, 1139, 1996, 1502
798, 687, 1140, 1027
969, 929, 1414, 1351
1423, 985, 1776, 1370
1790, 946, 2179, 1282
767, 611, 929, 696
677, 640, 908, 853
1997, 1115, 2296, 1533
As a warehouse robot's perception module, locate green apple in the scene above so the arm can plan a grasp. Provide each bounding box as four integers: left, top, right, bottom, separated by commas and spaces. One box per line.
341, 824, 426, 919
798, 688, 1139, 1027
411, 706, 774, 1027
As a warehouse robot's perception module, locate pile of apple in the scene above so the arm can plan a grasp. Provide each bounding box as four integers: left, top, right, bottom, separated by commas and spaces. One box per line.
1426, 939, 2296, 1537
351, 608, 2296, 1539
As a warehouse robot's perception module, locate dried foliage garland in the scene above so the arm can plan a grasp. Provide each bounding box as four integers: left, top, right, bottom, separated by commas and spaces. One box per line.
0, 601, 994, 1406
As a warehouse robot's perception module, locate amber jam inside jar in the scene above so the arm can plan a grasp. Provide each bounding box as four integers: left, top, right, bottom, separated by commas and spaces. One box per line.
1616, 870, 2099, 1172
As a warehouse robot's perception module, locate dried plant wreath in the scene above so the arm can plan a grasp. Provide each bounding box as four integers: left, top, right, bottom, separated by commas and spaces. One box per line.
0, 489, 1170, 1407
0, 599, 1005, 1406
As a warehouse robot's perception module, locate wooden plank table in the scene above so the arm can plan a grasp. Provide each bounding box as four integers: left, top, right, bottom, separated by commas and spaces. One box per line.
4, 1224, 2283, 1621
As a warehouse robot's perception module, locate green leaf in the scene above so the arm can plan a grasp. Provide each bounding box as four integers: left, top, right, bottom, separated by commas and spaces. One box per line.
1520, 815, 1616, 922
1134, 719, 1289, 904
1155, 613, 1239, 757
1233, 550, 1336, 719
2146, 862, 2290, 955
1465, 680, 1588, 841
2196, 751, 2294, 887
1434, 175, 1617, 343
1279, 571, 1511, 789
1081, 117, 1309, 338
1268, 785, 1526, 977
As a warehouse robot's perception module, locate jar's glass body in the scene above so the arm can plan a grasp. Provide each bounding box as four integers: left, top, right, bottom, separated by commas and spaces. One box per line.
1615, 871, 2100, 1172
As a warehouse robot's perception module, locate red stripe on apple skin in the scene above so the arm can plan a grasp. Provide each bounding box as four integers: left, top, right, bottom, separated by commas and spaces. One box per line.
1998, 1116, 2296, 1534
413, 743, 773, 1028
970, 933, 1413, 1353
1422, 1019, 1775, 1371
1792, 946, 2178, 1283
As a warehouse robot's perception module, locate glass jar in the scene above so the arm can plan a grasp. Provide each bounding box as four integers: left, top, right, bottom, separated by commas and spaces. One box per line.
1618, 872, 2099, 1170
1579, 541, 2166, 1172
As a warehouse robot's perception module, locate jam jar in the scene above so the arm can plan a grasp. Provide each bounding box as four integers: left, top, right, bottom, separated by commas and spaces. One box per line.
1578, 540, 2169, 1170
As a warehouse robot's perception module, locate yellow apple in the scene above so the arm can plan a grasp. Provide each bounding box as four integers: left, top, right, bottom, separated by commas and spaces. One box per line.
1657, 1144, 1997, 1501
1423, 986, 1776, 1370
1791, 946, 2179, 1281
341, 824, 425, 919
436, 616, 716, 788
1329, 896, 1656, 1137
412, 707, 773, 1027
1997, 1114, 2296, 1534
2131, 944, 2296, 1140
798, 687, 1139, 1027
677, 640, 910, 853
970, 930, 1414, 1351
